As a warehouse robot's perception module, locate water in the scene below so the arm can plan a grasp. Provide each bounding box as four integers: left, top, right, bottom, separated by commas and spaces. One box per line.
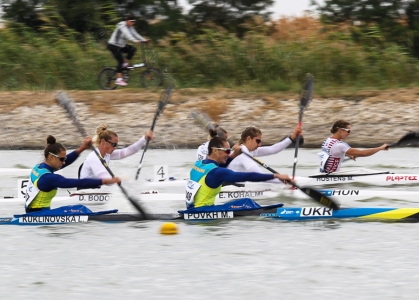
1, 148, 419, 299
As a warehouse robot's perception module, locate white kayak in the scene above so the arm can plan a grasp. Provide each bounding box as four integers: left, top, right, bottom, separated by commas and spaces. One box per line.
0, 168, 32, 176
295, 168, 419, 186
143, 168, 419, 189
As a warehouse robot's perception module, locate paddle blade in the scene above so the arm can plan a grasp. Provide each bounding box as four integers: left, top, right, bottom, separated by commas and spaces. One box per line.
299, 74, 314, 111
391, 131, 419, 147
135, 163, 143, 180
298, 186, 341, 210
55, 91, 87, 137
189, 110, 216, 131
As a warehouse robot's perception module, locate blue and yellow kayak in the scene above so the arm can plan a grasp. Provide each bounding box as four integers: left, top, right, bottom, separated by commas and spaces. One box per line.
2, 202, 419, 225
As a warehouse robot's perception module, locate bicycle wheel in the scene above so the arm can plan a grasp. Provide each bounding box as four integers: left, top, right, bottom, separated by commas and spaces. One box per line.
141, 68, 163, 88
98, 67, 118, 90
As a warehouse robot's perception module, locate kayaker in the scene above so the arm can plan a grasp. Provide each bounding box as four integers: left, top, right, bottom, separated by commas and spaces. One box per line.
80, 123, 153, 179
319, 120, 389, 173
186, 136, 293, 209
226, 125, 301, 183
196, 123, 228, 161
25, 135, 121, 213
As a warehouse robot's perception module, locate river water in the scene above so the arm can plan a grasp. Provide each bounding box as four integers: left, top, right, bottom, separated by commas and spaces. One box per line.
1, 148, 419, 299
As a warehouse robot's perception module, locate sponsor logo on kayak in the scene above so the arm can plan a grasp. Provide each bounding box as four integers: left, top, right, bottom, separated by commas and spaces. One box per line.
19, 215, 89, 223
300, 207, 333, 217
316, 176, 354, 182
279, 209, 296, 215
183, 211, 233, 220
219, 191, 264, 199
319, 190, 360, 196
386, 176, 418, 181
78, 194, 111, 202
260, 213, 278, 217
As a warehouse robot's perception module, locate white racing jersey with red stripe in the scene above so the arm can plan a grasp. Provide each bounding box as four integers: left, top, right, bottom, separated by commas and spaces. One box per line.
319, 137, 350, 173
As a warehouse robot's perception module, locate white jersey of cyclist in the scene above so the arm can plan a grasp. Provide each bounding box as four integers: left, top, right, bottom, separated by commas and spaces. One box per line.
108, 21, 147, 48
319, 137, 351, 173
227, 138, 293, 184
80, 136, 147, 179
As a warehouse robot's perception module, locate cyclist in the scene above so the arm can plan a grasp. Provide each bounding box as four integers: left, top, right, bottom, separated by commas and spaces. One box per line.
107, 14, 149, 86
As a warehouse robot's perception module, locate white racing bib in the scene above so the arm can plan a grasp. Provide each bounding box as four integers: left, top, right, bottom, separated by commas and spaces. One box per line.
318, 151, 330, 173
185, 180, 201, 205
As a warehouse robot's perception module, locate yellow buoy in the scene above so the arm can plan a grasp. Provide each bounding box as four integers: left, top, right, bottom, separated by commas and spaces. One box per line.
160, 222, 178, 235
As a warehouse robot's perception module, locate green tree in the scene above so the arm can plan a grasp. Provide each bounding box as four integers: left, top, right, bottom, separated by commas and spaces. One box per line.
405, 0, 419, 57
312, 0, 414, 53
2, 0, 185, 40
2, 0, 45, 28
186, 0, 274, 36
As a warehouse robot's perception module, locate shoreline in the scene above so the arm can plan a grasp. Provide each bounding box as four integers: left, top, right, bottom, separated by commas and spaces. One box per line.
1, 88, 418, 150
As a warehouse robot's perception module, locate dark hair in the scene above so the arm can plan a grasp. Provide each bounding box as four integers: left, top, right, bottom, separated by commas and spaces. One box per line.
239, 126, 262, 144
207, 137, 228, 155
125, 14, 136, 21
331, 120, 350, 134
44, 135, 66, 159
208, 123, 228, 139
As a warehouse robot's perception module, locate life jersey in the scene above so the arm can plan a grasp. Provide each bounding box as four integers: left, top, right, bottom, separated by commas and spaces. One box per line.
319, 137, 350, 173
186, 160, 222, 208
25, 164, 57, 209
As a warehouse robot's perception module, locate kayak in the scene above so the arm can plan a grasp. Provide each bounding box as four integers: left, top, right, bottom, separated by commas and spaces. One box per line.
143, 168, 419, 188
5, 182, 419, 208
0, 168, 32, 175
2, 199, 419, 225
295, 168, 419, 186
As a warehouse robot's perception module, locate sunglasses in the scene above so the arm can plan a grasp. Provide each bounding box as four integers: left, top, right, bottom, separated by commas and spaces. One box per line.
105, 140, 118, 147
212, 147, 232, 154
49, 152, 66, 162
339, 128, 351, 134
255, 139, 262, 144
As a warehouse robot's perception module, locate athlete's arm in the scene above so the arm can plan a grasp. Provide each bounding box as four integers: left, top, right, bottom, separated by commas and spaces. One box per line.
110, 136, 146, 160
346, 144, 388, 157
205, 168, 274, 188
255, 138, 292, 156
38, 173, 102, 191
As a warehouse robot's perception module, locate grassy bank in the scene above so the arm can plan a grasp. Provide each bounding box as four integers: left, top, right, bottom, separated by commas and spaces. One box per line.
1, 17, 419, 93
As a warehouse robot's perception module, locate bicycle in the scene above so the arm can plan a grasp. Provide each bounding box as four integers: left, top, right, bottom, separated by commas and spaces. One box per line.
98, 43, 164, 90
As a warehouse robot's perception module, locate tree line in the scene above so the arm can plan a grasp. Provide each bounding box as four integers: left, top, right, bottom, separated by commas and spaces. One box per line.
2, 0, 419, 90
3, 0, 419, 57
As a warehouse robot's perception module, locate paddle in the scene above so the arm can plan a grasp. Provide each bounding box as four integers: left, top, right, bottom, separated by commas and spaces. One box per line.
292, 74, 314, 179
242, 152, 341, 210
135, 84, 173, 180
55, 91, 150, 220
189, 110, 217, 132
387, 131, 419, 148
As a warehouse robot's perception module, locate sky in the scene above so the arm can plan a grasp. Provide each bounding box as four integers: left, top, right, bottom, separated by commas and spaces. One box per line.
271, 0, 322, 19
177, 0, 323, 20
0, 1, 323, 22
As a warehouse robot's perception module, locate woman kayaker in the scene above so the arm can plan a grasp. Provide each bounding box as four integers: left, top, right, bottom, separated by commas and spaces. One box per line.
25, 135, 121, 213
319, 120, 389, 173
187, 137, 293, 208
80, 123, 153, 179
226, 125, 301, 182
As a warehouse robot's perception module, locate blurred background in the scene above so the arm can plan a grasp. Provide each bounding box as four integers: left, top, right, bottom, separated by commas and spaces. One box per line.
2, 0, 419, 92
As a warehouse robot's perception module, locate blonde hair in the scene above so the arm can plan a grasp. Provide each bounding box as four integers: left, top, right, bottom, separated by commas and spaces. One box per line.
93, 123, 118, 146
